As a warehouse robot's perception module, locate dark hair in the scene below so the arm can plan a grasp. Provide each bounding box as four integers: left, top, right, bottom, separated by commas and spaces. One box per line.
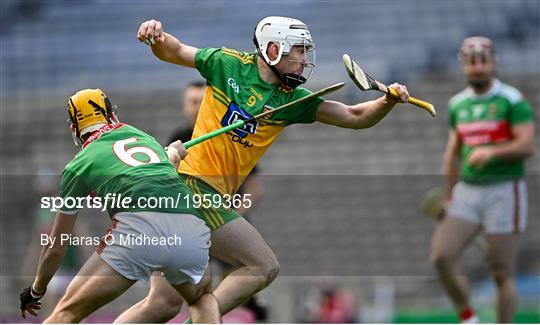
186, 80, 206, 89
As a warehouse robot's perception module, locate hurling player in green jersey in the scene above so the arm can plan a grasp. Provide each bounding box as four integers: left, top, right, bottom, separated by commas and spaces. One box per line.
430, 37, 534, 323
123, 16, 411, 322
19, 89, 219, 323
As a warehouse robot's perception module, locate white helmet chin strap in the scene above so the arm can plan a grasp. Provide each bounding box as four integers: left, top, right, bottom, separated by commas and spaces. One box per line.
71, 129, 81, 147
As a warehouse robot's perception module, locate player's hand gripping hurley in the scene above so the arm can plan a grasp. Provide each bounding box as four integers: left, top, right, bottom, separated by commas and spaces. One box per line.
343, 54, 436, 117
183, 82, 345, 149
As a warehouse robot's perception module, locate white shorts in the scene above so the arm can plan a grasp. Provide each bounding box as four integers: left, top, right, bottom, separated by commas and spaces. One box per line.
98, 211, 211, 285
447, 179, 527, 234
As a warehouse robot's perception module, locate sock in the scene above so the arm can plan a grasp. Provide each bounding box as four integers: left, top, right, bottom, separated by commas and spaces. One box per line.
459, 307, 475, 321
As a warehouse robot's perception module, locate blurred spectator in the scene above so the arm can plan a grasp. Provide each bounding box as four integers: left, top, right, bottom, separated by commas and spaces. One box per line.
316, 285, 356, 323
295, 277, 357, 323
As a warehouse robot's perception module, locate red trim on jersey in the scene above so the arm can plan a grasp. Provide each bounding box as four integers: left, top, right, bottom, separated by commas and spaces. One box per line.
96, 217, 119, 255
513, 182, 520, 234
456, 120, 511, 146
82, 123, 126, 148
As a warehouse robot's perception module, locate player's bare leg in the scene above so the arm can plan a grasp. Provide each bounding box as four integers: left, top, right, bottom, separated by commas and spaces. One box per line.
44, 253, 135, 323
115, 271, 219, 323
209, 217, 279, 314
114, 272, 183, 323
116, 217, 278, 321
172, 274, 221, 323
430, 216, 480, 314
487, 233, 518, 323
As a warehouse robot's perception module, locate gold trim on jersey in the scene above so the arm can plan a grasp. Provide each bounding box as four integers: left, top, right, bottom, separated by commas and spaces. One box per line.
211, 84, 230, 101
210, 84, 231, 108
186, 176, 225, 229
222, 48, 255, 65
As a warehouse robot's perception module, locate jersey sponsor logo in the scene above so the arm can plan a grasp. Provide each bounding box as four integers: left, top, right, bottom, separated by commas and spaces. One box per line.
226, 131, 254, 148
457, 109, 469, 120
472, 104, 484, 120
221, 101, 258, 139
457, 120, 511, 146
227, 78, 240, 94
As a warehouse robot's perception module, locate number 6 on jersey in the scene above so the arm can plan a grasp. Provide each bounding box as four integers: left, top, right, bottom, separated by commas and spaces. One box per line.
113, 137, 161, 166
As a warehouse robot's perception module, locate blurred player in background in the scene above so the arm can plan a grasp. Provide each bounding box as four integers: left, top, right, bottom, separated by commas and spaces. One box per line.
168, 80, 205, 144
121, 16, 411, 322
19, 89, 219, 323
430, 36, 535, 323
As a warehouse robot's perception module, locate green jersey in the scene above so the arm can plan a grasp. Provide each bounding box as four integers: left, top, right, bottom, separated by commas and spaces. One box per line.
59, 123, 201, 218
179, 47, 324, 195
449, 79, 534, 184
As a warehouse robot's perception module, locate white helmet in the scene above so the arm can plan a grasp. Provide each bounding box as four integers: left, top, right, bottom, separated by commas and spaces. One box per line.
253, 16, 315, 87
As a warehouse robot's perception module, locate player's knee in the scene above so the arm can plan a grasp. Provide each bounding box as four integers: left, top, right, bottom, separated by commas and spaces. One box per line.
145, 291, 183, 320
489, 260, 514, 286
430, 251, 455, 273
492, 272, 514, 288
260, 256, 280, 287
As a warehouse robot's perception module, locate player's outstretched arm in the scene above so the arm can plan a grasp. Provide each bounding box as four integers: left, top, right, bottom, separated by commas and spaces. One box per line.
20, 212, 77, 318
137, 19, 198, 68
315, 83, 409, 129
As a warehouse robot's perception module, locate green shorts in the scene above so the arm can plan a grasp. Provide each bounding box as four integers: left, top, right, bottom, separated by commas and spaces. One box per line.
180, 174, 242, 230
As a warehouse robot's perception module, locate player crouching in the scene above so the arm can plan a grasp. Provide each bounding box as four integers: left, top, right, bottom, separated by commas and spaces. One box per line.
19, 89, 220, 323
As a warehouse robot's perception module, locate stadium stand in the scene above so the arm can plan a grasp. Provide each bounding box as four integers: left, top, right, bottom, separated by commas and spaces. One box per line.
1, 0, 538, 322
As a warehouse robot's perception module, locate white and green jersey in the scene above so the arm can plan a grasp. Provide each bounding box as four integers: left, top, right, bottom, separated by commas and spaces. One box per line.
449, 79, 534, 184
59, 123, 201, 218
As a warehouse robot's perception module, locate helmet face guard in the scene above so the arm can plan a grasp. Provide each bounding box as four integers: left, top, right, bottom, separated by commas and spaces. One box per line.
458, 36, 496, 64
66, 88, 118, 147
458, 36, 496, 89
253, 16, 316, 87
281, 35, 315, 87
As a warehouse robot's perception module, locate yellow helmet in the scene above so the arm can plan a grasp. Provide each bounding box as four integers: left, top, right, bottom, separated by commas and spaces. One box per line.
67, 88, 117, 145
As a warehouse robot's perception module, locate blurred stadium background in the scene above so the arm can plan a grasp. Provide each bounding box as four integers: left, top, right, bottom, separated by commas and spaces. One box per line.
1, 0, 538, 323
